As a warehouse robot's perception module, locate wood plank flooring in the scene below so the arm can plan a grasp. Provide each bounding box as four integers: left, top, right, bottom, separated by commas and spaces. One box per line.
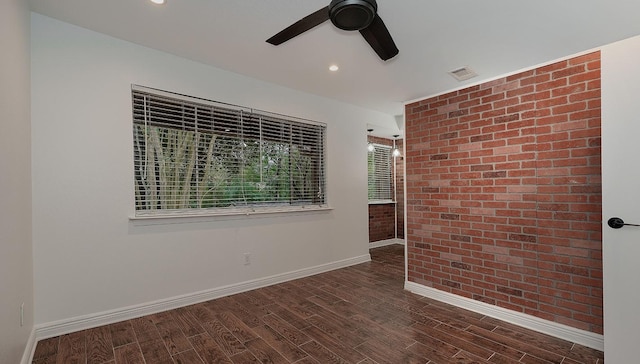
32, 245, 604, 363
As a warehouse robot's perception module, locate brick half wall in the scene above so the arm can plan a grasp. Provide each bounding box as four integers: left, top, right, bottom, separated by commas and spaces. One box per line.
369, 203, 397, 242
405, 52, 602, 333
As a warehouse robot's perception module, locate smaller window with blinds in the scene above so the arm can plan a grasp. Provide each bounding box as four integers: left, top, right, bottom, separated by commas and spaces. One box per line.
131, 85, 327, 217
368, 144, 393, 202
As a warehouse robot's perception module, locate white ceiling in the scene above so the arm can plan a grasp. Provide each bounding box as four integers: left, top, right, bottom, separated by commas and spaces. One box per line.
28, 0, 640, 117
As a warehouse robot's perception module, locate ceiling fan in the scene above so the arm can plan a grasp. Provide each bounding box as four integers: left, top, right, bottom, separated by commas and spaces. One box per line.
266, 0, 399, 61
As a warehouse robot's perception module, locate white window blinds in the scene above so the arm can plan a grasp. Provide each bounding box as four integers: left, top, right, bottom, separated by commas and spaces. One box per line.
132, 86, 327, 216
368, 144, 393, 201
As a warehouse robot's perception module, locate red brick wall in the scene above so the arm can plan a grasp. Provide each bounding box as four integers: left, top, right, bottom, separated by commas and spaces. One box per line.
405, 52, 602, 333
368, 136, 405, 243
395, 139, 405, 239
369, 203, 396, 242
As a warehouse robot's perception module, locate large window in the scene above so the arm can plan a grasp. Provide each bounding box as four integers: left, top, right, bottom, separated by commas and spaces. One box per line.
132, 86, 326, 217
368, 144, 393, 202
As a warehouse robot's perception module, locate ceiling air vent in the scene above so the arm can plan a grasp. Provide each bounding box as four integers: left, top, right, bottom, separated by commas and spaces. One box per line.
448, 66, 478, 81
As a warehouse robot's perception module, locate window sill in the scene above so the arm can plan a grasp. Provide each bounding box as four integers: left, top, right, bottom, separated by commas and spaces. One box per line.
368, 200, 396, 205
129, 205, 333, 225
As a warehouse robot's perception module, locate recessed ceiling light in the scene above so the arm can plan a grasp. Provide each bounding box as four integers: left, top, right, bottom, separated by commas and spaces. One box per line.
329, 65, 339, 72
150, 0, 165, 4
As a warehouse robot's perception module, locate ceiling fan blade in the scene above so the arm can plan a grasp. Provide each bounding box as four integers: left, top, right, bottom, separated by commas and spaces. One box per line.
267, 6, 330, 45
359, 14, 399, 61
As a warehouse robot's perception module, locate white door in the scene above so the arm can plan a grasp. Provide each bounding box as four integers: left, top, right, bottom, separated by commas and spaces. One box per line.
602, 35, 640, 362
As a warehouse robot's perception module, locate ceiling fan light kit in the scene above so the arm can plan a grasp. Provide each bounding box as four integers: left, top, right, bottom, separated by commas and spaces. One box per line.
267, 0, 398, 61
329, 0, 377, 30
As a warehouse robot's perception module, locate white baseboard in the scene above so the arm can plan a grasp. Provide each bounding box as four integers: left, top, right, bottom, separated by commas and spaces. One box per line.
370, 238, 405, 248
20, 328, 36, 364
32, 254, 371, 344
405, 281, 604, 351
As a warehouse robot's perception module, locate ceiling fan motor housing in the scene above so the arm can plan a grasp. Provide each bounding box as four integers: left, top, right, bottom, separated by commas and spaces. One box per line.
329, 0, 378, 31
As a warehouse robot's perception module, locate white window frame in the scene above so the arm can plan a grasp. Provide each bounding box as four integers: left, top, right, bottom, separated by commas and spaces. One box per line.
130, 85, 328, 219
368, 143, 394, 203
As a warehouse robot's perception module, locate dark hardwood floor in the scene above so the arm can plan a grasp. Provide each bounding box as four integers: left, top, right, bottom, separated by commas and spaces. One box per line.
32, 244, 604, 363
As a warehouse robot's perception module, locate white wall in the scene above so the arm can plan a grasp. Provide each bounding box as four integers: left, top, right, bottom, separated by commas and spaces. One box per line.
31, 13, 397, 326
0, 0, 33, 363
601, 34, 640, 362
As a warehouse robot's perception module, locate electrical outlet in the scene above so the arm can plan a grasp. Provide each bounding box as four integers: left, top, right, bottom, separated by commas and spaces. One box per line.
243, 253, 251, 266
20, 303, 24, 327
